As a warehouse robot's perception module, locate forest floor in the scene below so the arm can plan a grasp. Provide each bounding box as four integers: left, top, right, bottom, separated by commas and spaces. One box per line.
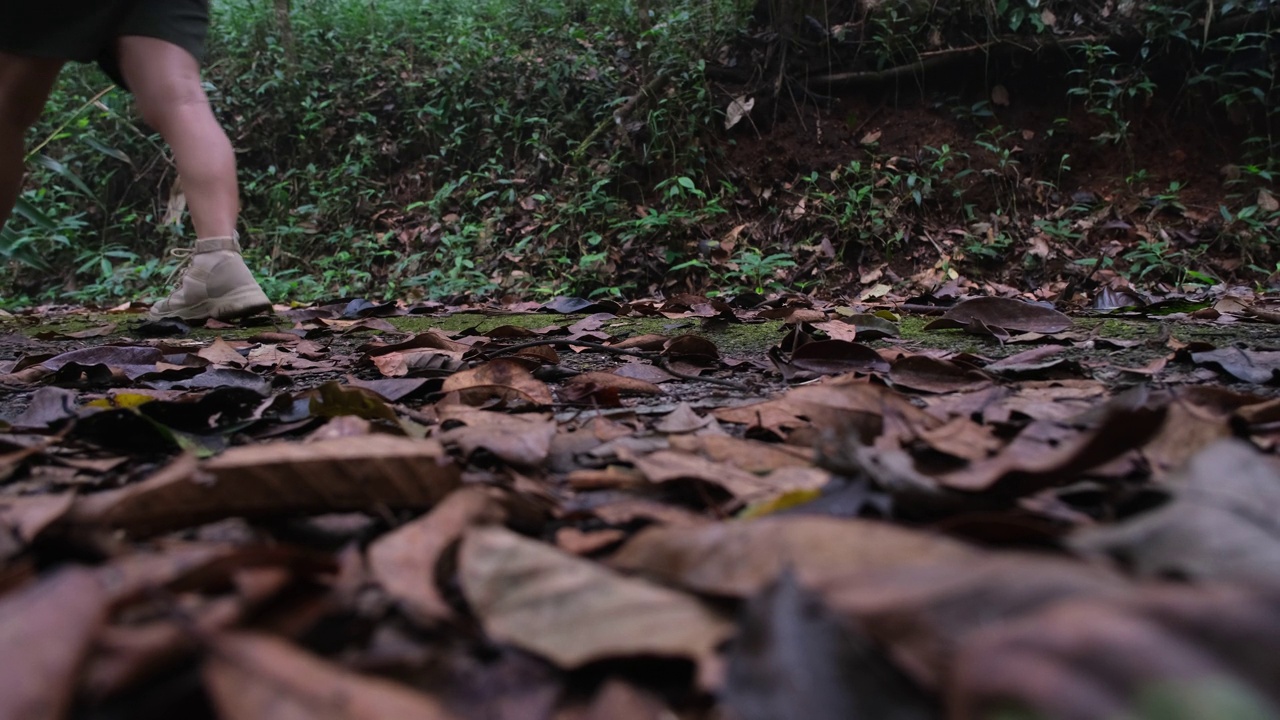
3, 288, 1280, 719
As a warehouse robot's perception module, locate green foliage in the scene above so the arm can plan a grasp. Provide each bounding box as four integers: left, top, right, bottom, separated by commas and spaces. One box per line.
4, 0, 746, 303
3, 0, 1277, 304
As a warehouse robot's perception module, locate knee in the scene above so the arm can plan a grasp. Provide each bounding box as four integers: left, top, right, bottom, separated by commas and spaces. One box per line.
133, 78, 209, 131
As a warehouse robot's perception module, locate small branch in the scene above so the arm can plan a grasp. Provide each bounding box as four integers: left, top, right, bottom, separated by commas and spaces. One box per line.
571, 72, 671, 161
808, 34, 1108, 87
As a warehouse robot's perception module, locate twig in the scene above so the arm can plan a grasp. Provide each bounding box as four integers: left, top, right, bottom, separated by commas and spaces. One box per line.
808, 34, 1107, 86
571, 72, 671, 161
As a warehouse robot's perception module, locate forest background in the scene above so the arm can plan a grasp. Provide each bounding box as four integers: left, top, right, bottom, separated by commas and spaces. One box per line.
0, 0, 1276, 308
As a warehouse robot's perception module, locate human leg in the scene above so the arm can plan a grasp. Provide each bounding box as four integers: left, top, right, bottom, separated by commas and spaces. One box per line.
116, 34, 236, 239
115, 34, 269, 320
0, 52, 64, 231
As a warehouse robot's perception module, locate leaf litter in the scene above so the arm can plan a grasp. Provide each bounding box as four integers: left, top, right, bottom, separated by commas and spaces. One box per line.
2, 292, 1280, 718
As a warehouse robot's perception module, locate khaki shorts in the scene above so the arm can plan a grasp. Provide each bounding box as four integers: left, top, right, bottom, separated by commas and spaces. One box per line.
0, 0, 210, 87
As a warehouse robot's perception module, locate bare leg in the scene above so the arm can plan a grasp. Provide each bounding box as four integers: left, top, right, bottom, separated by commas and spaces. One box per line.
116, 36, 268, 320
0, 52, 64, 231
115, 35, 237, 238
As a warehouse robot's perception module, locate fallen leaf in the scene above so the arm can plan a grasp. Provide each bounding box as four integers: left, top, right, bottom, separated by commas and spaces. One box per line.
937, 403, 1166, 494
926, 297, 1071, 335
459, 526, 732, 669
625, 449, 777, 501
663, 335, 719, 363
610, 516, 977, 597
441, 359, 554, 406
71, 436, 460, 535
726, 572, 933, 720
204, 631, 458, 719
789, 340, 889, 375
582, 680, 673, 720
889, 355, 992, 394
653, 402, 712, 433
561, 371, 663, 397
951, 584, 1280, 720
1071, 438, 1280, 584
369, 487, 510, 624
819, 554, 1130, 688
197, 337, 248, 367
1189, 346, 1280, 384
0, 568, 109, 720
437, 408, 557, 467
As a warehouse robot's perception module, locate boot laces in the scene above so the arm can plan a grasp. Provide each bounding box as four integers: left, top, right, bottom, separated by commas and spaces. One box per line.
164, 247, 197, 287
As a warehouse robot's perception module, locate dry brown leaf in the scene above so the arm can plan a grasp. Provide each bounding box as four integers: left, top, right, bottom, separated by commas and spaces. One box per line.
204, 631, 459, 720
936, 404, 1166, 494
811, 319, 860, 343
610, 516, 978, 597
819, 554, 1130, 688
926, 297, 1072, 335
0, 568, 109, 720
653, 402, 712, 433
0, 492, 74, 547
555, 527, 628, 555
609, 334, 670, 351
668, 435, 813, 473
625, 449, 776, 501
950, 584, 1280, 720
368, 487, 509, 624
917, 417, 1003, 461
84, 596, 242, 701
459, 526, 732, 670
612, 361, 677, 383
372, 349, 464, 378
437, 408, 557, 468
71, 437, 460, 535
562, 371, 664, 397
889, 356, 992, 394
197, 337, 248, 367
441, 359, 554, 406
1071, 438, 1280, 584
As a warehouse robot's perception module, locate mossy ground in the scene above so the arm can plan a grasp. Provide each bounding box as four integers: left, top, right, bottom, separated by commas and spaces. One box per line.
2, 309, 1276, 365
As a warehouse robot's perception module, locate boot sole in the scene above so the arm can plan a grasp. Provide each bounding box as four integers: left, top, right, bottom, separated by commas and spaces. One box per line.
150, 286, 273, 322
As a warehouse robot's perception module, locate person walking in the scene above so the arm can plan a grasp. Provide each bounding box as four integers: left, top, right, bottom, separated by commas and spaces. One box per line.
0, 0, 272, 321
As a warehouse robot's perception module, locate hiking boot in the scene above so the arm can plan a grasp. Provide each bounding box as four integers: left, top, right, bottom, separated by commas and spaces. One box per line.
148, 235, 272, 321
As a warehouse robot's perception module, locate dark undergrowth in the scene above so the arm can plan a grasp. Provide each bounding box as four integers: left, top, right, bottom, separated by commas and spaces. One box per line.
1, 0, 1277, 308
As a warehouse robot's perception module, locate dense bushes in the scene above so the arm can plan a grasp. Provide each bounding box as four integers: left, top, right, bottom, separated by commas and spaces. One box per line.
1, 0, 1276, 306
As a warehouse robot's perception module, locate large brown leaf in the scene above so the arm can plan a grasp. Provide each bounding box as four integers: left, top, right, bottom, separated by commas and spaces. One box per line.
949, 584, 1280, 720
725, 572, 933, 720
936, 403, 1166, 494
204, 631, 458, 720
0, 568, 109, 720
609, 516, 978, 597
71, 436, 460, 534
441, 359, 554, 406
368, 487, 509, 624
1071, 438, 1280, 583
925, 297, 1071, 335
459, 526, 732, 670
818, 554, 1130, 688
436, 407, 557, 468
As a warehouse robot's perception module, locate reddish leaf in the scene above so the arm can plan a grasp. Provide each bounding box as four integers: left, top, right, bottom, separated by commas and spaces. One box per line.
0, 568, 109, 720
368, 487, 509, 624
441, 359, 554, 407
204, 632, 458, 719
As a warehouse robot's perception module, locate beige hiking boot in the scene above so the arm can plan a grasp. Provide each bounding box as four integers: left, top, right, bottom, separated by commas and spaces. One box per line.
148, 235, 272, 321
